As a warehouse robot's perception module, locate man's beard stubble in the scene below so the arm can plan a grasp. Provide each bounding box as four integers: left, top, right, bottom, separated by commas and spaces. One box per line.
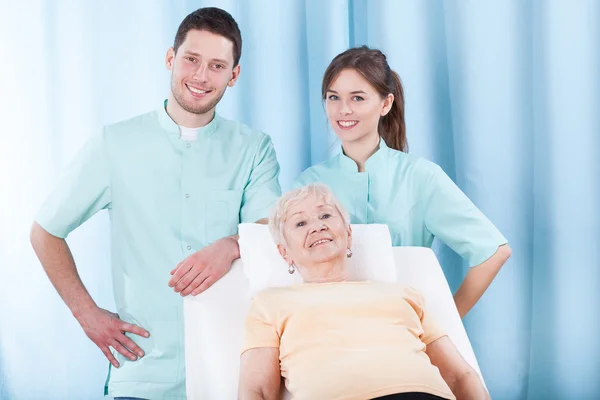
171, 78, 226, 115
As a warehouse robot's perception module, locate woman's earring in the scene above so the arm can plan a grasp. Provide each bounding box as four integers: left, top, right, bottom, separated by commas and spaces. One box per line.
288, 263, 296, 274
346, 248, 353, 258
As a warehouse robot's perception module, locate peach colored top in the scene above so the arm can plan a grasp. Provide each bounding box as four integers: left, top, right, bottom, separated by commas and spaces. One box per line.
242, 281, 455, 400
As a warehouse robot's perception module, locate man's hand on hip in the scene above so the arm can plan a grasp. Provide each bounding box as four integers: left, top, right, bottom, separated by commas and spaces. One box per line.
75, 306, 149, 368
168, 236, 240, 296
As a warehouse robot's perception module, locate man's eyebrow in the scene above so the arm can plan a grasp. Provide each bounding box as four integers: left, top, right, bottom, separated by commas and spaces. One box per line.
210, 58, 230, 65
183, 52, 230, 65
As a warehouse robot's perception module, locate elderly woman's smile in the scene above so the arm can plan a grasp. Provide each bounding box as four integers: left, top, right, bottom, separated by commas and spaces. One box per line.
309, 238, 332, 248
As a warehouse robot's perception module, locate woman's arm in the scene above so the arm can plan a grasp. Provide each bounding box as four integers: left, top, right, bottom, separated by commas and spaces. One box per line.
239, 347, 281, 400
422, 165, 512, 317
426, 336, 490, 400
453, 244, 511, 318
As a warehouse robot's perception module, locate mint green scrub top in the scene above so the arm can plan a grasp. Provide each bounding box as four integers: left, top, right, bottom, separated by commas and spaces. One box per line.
35, 102, 282, 399
295, 138, 506, 267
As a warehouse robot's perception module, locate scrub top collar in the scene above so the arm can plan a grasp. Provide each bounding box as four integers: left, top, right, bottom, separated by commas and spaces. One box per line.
158, 99, 219, 138
338, 137, 390, 173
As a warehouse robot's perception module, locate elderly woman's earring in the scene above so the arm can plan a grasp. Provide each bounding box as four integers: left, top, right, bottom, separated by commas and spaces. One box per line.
288, 263, 296, 274
346, 248, 353, 258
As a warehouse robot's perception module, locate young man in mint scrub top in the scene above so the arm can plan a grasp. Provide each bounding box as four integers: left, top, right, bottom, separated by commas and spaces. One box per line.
30, 7, 281, 399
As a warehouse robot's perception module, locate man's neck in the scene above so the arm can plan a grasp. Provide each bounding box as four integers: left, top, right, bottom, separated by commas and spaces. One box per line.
341, 132, 380, 172
166, 94, 214, 128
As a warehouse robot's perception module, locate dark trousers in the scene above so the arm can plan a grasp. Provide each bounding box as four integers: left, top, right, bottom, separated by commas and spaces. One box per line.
372, 392, 450, 400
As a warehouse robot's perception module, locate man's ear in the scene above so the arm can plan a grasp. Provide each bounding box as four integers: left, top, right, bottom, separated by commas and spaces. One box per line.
228, 64, 241, 87
165, 47, 176, 70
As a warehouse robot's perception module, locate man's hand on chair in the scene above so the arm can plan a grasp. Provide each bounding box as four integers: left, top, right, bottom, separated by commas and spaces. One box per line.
168, 236, 240, 296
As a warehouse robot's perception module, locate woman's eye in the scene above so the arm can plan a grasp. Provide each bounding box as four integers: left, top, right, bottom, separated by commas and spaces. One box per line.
352, 96, 364, 101
321, 213, 331, 219
187, 57, 196, 62
328, 95, 339, 100
296, 221, 306, 227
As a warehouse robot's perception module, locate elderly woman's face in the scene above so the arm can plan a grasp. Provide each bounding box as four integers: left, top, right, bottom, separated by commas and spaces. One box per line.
281, 194, 351, 266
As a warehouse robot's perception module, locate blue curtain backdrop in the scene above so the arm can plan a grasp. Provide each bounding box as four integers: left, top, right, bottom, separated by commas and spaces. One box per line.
0, 1, 598, 399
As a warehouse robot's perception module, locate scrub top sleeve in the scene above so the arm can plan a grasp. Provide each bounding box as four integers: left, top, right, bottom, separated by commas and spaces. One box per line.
240, 134, 282, 223
35, 131, 112, 239
293, 171, 310, 189
423, 165, 507, 267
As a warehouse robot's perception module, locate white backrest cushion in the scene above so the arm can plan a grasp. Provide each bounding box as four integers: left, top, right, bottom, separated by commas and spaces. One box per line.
237, 223, 397, 296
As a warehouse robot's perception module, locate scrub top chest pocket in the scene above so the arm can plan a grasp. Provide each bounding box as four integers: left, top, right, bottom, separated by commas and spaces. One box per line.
204, 190, 243, 244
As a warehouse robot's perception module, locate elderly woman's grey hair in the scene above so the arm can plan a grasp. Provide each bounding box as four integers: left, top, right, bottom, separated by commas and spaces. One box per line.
269, 183, 350, 246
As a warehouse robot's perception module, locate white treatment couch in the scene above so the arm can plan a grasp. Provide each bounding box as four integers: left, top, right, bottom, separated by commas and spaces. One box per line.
183, 244, 486, 399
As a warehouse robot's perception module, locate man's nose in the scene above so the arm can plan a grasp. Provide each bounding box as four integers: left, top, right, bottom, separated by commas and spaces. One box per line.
192, 63, 209, 82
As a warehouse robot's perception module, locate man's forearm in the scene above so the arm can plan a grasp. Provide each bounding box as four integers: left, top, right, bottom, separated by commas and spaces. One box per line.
30, 222, 97, 318
452, 372, 490, 400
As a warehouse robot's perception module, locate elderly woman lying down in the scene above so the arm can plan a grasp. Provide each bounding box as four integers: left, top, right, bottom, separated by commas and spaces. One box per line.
238, 184, 489, 400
